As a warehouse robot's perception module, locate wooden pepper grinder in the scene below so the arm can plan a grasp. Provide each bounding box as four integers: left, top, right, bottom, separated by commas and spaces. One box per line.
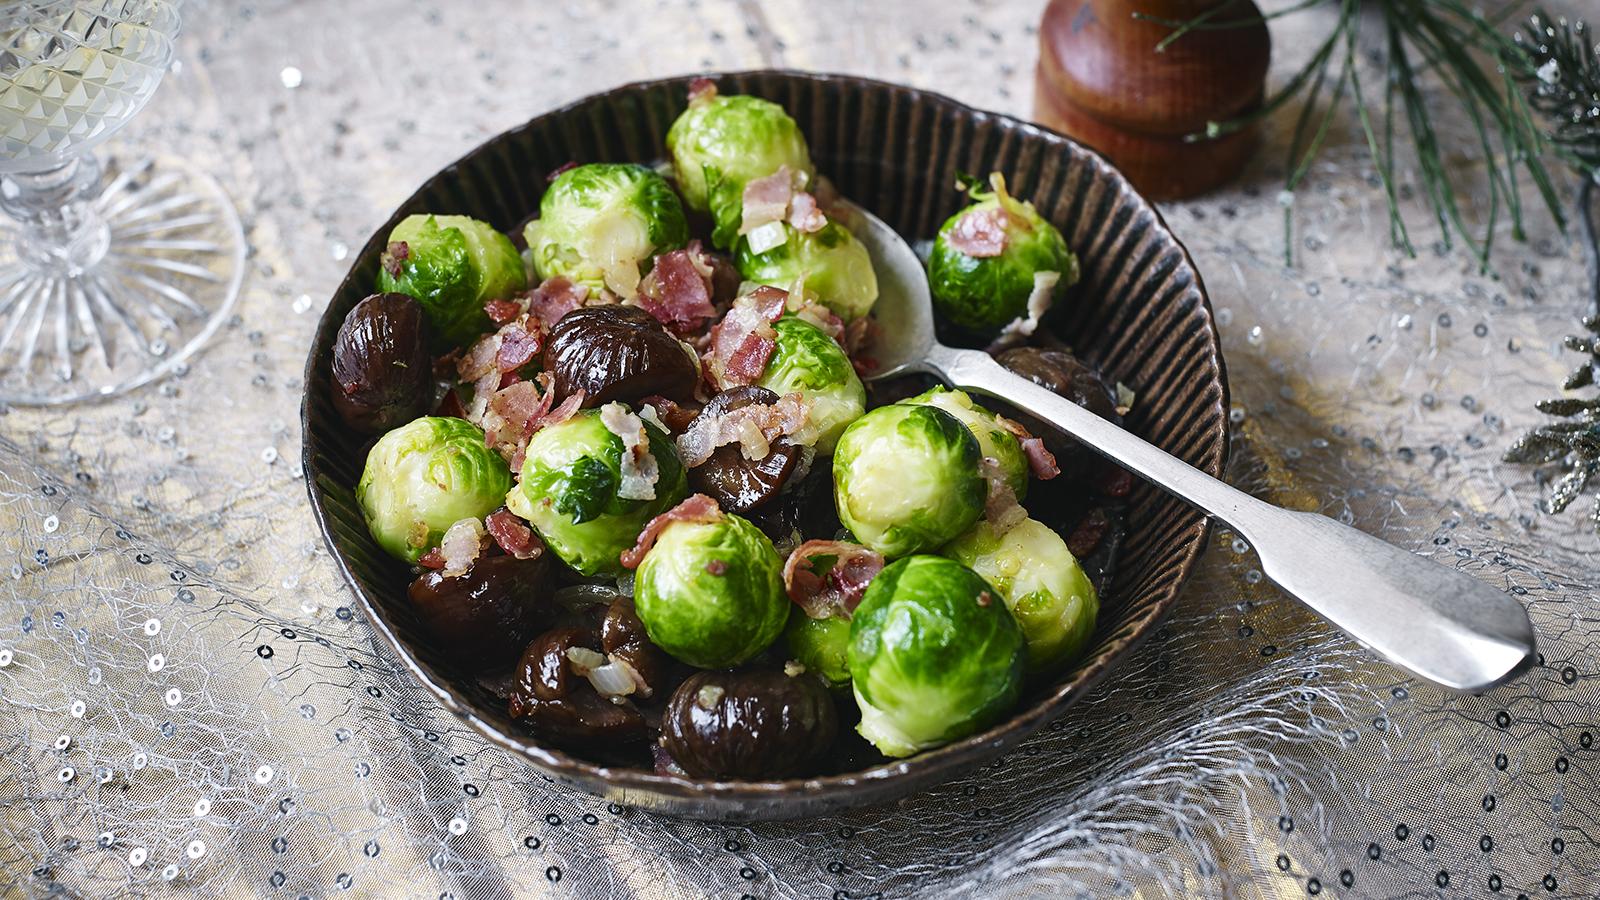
1035, 0, 1271, 200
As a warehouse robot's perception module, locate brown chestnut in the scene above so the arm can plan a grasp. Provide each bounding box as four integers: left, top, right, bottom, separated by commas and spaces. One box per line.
407, 553, 553, 671
995, 347, 1120, 424
543, 304, 699, 408
507, 625, 649, 745
329, 292, 433, 433
600, 596, 678, 700
662, 670, 837, 779
686, 386, 802, 513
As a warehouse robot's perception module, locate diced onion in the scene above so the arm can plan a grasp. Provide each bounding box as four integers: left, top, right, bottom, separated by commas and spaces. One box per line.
746, 221, 789, 255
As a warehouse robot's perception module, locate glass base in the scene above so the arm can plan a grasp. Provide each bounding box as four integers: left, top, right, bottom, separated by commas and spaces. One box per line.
0, 153, 244, 406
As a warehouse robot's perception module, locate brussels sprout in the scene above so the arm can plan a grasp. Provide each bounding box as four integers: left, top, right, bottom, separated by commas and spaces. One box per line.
377, 214, 526, 348
665, 92, 815, 248
927, 173, 1079, 335
903, 386, 1027, 499
524, 163, 689, 299
634, 510, 789, 669
515, 408, 687, 576
735, 221, 878, 322
848, 555, 1025, 757
832, 404, 985, 557
784, 612, 852, 688
757, 316, 866, 454
944, 518, 1098, 674
357, 417, 513, 564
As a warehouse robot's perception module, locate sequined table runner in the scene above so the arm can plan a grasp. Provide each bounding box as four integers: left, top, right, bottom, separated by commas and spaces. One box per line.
1, 1, 1597, 897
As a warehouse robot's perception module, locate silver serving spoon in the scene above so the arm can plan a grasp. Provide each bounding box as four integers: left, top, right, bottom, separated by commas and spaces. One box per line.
838, 201, 1536, 694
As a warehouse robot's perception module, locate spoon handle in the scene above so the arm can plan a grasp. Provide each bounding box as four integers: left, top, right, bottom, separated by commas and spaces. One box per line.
931, 345, 1537, 693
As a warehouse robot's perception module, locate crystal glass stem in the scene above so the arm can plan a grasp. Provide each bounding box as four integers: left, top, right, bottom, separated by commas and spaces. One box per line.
0, 153, 110, 277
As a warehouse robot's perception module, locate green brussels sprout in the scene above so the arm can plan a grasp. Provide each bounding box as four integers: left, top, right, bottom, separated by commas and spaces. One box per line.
377, 214, 527, 348
523, 163, 689, 299
832, 404, 986, 557
735, 221, 879, 322
634, 510, 789, 668
665, 92, 815, 248
903, 386, 1027, 499
784, 612, 852, 688
927, 173, 1079, 335
757, 316, 866, 454
514, 408, 687, 576
944, 518, 1099, 675
357, 417, 513, 564
848, 555, 1025, 757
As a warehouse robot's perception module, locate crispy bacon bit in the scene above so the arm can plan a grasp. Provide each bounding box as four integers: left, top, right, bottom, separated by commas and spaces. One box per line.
785, 292, 844, 342
524, 277, 588, 330
996, 415, 1061, 481
740, 166, 800, 236
676, 392, 809, 467
1067, 509, 1111, 558
782, 540, 885, 620
980, 456, 1026, 534
381, 241, 410, 278
1020, 437, 1060, 480
417, 548, 446, 570
458, 332, 502, 381
498, 372, 522, 390
976, 590, 993, 608
485, 298, 523, 325
619, 494, 722, 569
600, 402, 661, 501
636, 249, 716, 334
948, 207, 1010, 258
704, 291, 783, 388
439, 517, 489, 577
486, 508, 543, 560
705, 560, 728, 576
843, 315, 878, 356
496, 323, 541, 372
531, 388, 584, 433
687, 77, 717, 106
482, 380, 545, 454
788, 191, 827, 233
641, 395, 700, 433
546, 161, 579, 183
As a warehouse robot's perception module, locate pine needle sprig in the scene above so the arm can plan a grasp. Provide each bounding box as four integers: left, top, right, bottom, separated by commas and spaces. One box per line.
1141, 0, 1567, 268
1510, 11, 1600, 175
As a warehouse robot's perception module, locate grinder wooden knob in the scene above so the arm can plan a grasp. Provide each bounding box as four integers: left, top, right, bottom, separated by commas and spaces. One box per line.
1035, 0, 1271, 200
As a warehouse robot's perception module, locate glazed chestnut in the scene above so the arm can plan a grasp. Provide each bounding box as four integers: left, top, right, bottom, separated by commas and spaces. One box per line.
600, 596, 678, 700
543, 304, 699, 408
686, 386, 802, 513
329, 293, 432, 433
995, 347, 1120, 424
662, 669, 838, 779
407, 553, 553, 671
507, 625, 649, 745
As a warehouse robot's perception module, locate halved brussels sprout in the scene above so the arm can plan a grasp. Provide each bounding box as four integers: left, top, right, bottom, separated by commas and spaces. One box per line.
832, 404, 985, 557
944, 517, 1098, 675
903, 386, 1027, 499
357, 417, 513, 564
377, 214, 527, 347
848, 555, 1024, 757
634, 511, 789, 669
665, 92, 815, 248
514, 408, 687, 576
783, 611, 851, 688
757, 316, 866, 454
524, 163, 689, 299
735, 221, 878, 322
927, 174, 1078, 335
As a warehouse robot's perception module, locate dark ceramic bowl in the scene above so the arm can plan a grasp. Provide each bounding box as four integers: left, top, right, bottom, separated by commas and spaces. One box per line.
302, 71, 1228, 820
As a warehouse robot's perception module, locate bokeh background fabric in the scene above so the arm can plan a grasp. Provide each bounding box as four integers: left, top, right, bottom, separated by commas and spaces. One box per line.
2, 0, 1598, 896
